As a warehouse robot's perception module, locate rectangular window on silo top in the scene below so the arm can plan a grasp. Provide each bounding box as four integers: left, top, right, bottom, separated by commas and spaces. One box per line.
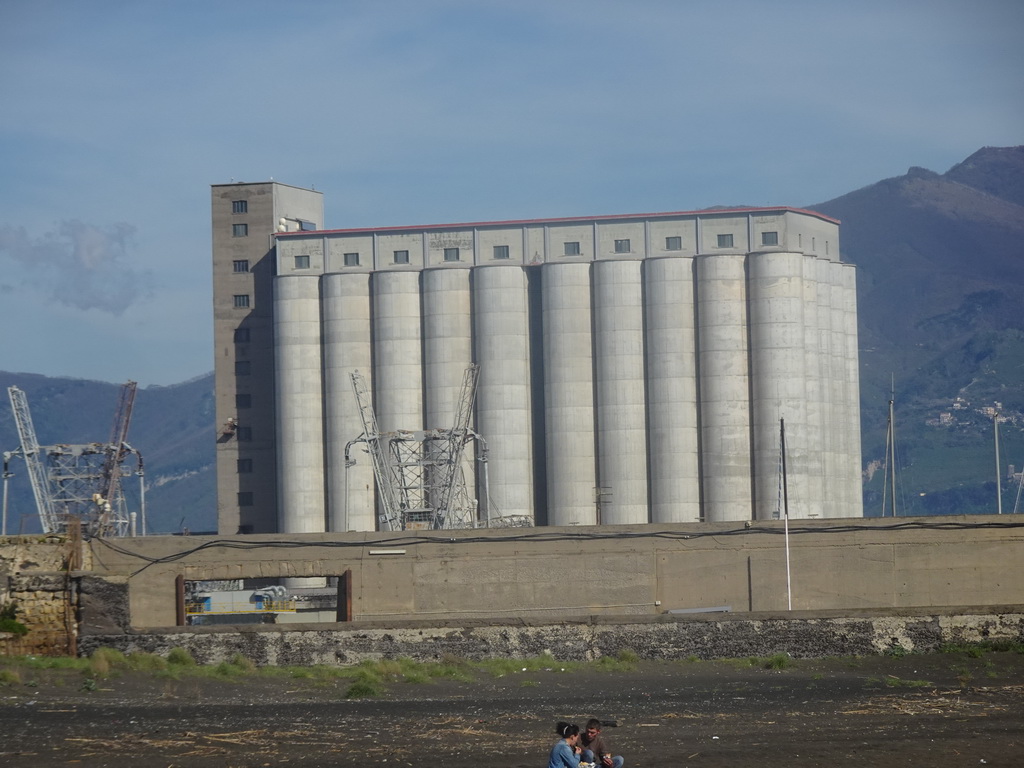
665, 236, 682, 251
294, 254, 310, 269
563, 241, 581, 256
343, 252, 360, 266
443, 247, 460, 261
761, 231, 779, 246
717, 233, 734, 248
394, 249, 410, 264
493, 245, 510, 259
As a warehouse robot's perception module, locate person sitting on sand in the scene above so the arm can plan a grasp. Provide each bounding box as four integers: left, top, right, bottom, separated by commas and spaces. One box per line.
548, 721, 582, 768
579, 718, 624, 768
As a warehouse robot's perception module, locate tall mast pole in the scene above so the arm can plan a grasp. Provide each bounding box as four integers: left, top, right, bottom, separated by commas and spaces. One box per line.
781, 418, 792, 611
888, 377, 897, 516
995, 411, 1003, 515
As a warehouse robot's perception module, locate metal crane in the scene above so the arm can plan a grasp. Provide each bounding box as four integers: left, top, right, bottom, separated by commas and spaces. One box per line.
348, 366, 484, 531
5, 382, 143, 537
96, 381, 138, 536
7, 386, 60, 533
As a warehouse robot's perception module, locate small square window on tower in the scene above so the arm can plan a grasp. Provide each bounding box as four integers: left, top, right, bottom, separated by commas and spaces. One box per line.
761, 231, 779, 246
233, 294, 250, 308
233, 259, 249, 273
294, 254, 310, 269
232, 200, 247, 214
717, 233, 734, 248
393, 249, 410, 264
232, 223, 248, 237
614, 239, 630, 253
443, 247, 460, 262
233, 327, 250, 343
564, 241, 581, 256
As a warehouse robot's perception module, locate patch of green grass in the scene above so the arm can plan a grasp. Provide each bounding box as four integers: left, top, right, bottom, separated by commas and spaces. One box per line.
0, 668, 21, 686
229, 653, 256, 673
81, 677, 98, 692
521, 680, 539, 687
477, 653, 568, 678
167, 647, 196, 667
125, 652, 168, 672
88, 647, 127, 678
342, 665, 386, 698
0, 602, 28, 636
885, 676, 931, 688
423, 658, 473, 683
595, 651, 637, 672
344, 678, 382, 698
942, 640, 1024, 656
982, 639, 1024, 654
210, 662, 246, 679
763, 653, 793, 670
722, 655, 793, 670
939, 643, 986, 658
2, 655, 88, 671
951, 665, 973, 687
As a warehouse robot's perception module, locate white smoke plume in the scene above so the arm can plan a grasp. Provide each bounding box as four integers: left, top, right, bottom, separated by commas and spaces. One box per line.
0, 221, 154, 315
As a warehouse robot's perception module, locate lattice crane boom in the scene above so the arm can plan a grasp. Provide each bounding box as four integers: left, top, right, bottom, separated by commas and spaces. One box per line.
428, 364, 480, 527
349, 370, 402, 531
99, 381, 137, 511
7, 386, 60, 533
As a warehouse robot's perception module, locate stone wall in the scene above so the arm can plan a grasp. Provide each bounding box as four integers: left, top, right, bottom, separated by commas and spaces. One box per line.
78, 608, 1024, 665
0, 535, 89, 656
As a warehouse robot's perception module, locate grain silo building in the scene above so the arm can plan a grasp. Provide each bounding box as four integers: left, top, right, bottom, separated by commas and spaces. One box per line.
212, 182, 862, 535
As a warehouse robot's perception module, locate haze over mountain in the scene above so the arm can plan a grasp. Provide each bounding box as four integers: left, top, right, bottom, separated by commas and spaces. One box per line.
2, 146, 1022, 532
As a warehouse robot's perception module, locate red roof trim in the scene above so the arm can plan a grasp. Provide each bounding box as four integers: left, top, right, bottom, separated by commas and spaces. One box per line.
276, 206, 840, 237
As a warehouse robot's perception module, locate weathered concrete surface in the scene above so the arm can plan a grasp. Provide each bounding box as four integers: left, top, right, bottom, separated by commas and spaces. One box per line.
80, 515, 1024, 628
6, 516, 1024, 657
78, 607, 1024, 665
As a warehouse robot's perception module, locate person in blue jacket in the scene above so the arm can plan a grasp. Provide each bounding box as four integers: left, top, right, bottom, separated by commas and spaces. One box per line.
548, 721, 582, 768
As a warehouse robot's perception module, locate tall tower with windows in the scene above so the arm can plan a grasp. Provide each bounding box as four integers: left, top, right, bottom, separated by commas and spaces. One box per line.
211, 182, 323, 534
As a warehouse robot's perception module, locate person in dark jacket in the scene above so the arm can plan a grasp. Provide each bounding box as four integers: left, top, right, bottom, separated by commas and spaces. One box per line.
579, 719, 624, 768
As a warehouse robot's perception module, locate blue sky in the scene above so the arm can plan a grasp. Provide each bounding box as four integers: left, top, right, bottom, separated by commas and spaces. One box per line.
1, 0, 1021, 386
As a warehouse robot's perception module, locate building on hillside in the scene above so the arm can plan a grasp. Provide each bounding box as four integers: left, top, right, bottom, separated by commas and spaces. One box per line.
212, 181, 862, 536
